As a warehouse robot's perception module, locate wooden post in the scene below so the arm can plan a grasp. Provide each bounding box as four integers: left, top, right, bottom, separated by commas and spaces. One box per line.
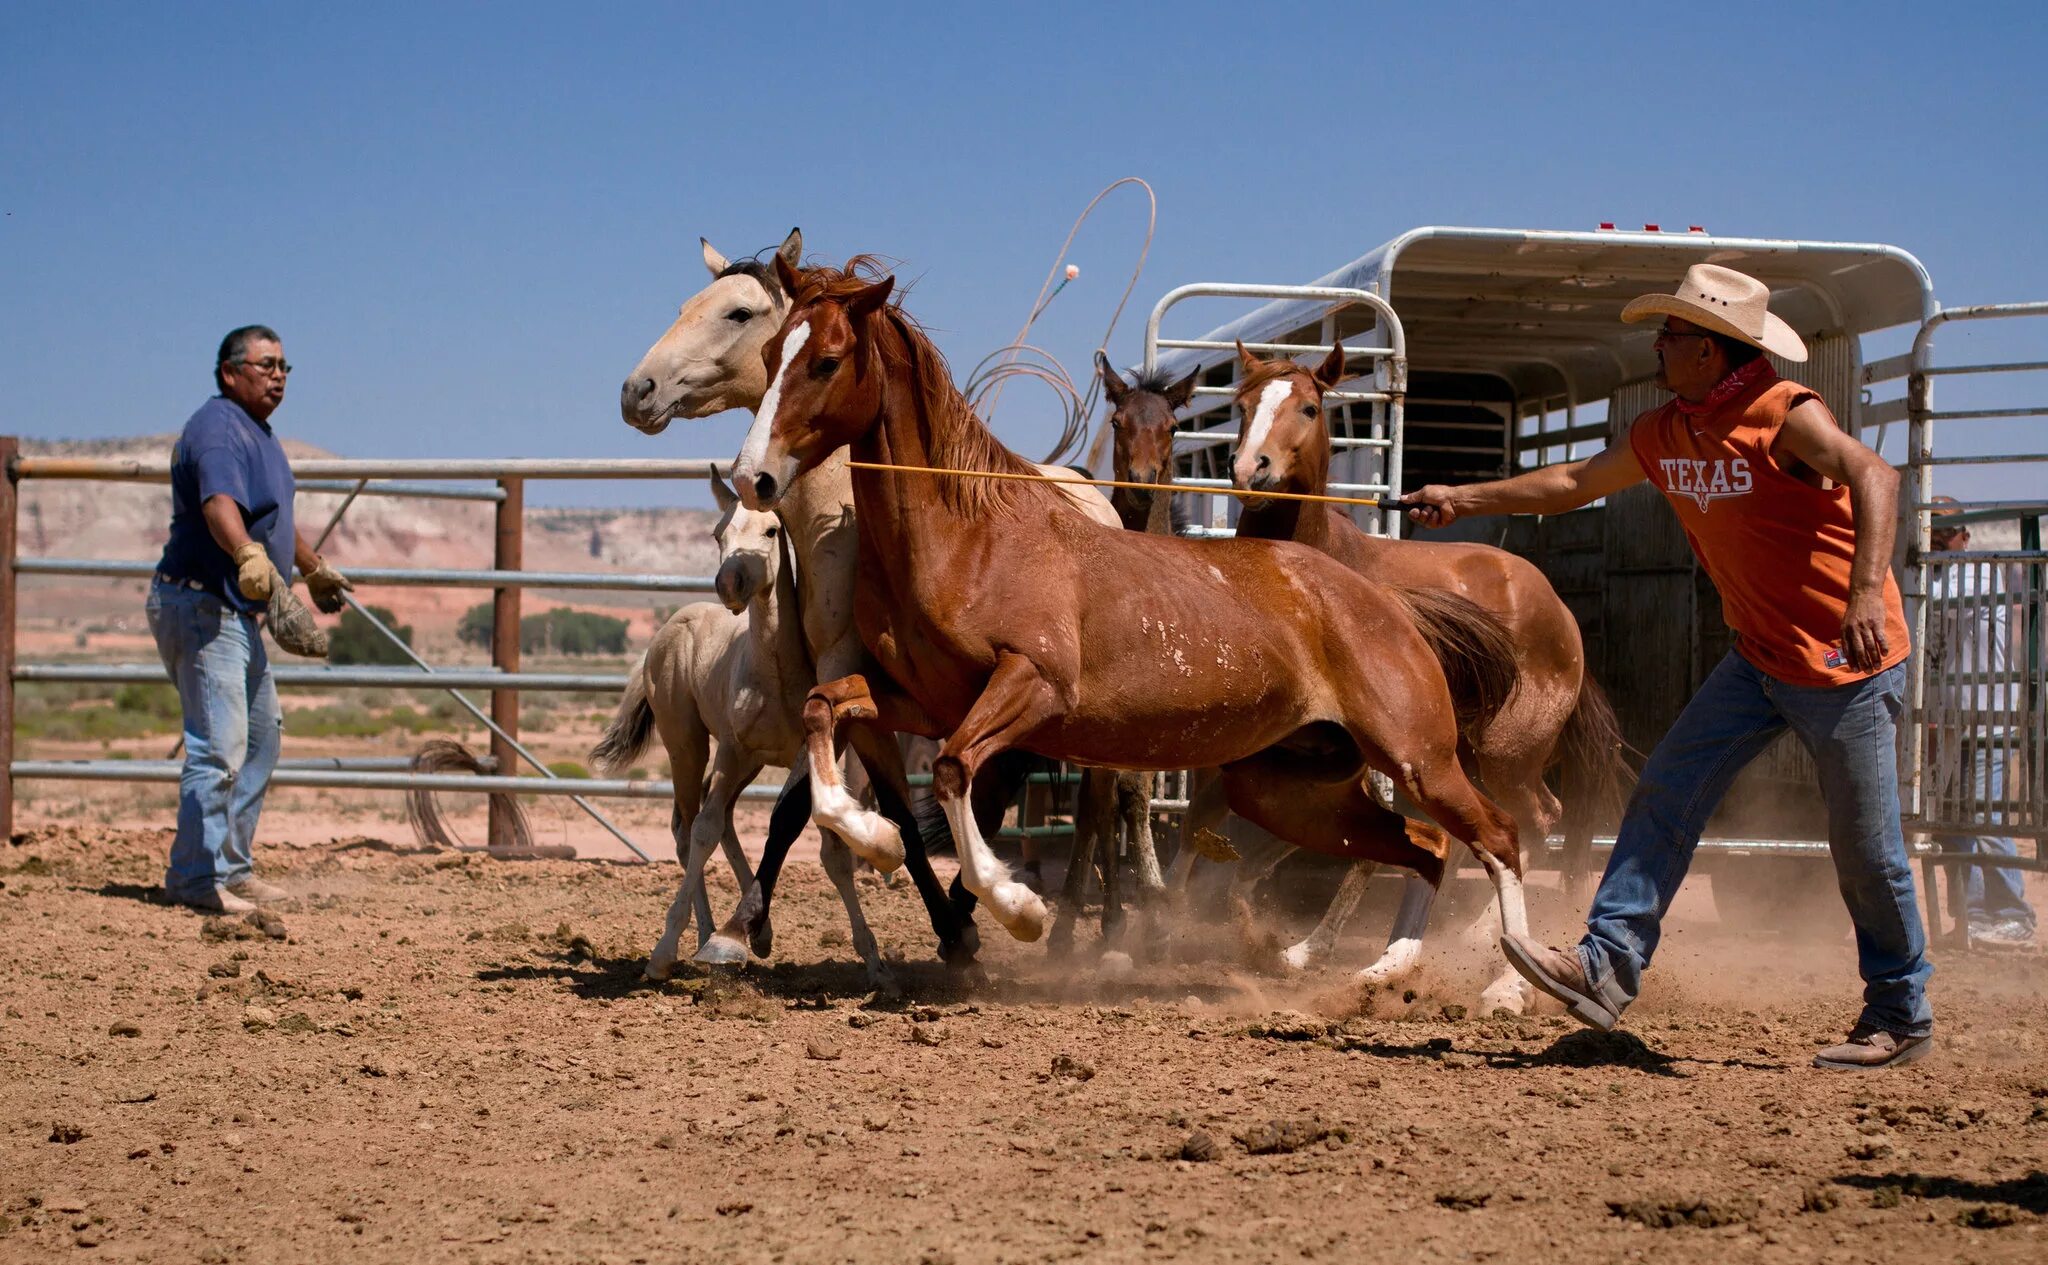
0, 437, 18, 842
487, 476, 523, 850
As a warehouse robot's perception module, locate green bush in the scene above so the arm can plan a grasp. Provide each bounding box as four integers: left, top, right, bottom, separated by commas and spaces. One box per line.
328, 605, 415, 666
113, 682, 181, 719
547, 760, 589, 779
457, 602, 495, 650
522, 608, 630, 657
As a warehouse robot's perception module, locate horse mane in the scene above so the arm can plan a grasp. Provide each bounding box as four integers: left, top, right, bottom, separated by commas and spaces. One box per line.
795, 257, 1044, 519
1129, 366, 1189, 396
716, 257, 783, 300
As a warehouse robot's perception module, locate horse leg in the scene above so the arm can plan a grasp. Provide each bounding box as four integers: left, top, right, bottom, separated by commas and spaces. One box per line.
696, 767, 811, 966
1118, 771, 1169, 955
840, 717, 982, 966
801, 675, 907, 871
643, 717, 709, 981
1095, 773, 1126, 946
931, 654, 1063, 941
1279, 860, 1375, 972
1469, 758, 1558, 1013
677, 753, 756, 958
1222, 831, 1292, 959
818, 827, 899, 996
1050, 769, 1107, 957
1357, 868, 1441, 986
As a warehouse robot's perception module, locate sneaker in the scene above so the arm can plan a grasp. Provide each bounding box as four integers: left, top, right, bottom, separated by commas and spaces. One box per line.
225, 876, 291, 905
1814, 1025, 1933, 1071
1499, 933, 1621, 1032
1970, 918, 2035, 948
170, 885, 256, 915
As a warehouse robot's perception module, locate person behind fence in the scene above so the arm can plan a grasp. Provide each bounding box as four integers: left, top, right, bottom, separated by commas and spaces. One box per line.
1927, 495, 2036, 945
1400, 264, 1934, 1070
148, 325, 354, 914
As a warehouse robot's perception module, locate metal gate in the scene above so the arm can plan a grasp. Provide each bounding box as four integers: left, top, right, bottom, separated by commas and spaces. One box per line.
1141, 284, 1409, 539
1902, 303, 2048, 858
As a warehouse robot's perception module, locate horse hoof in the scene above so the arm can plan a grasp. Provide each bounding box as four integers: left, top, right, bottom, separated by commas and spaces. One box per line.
693, 935, 749, 967
1479, 972, 1533, 1016
1356, 938, 1423, 986
992, 883, 1048, 942
1278, 942, 1319, 973
1097, 949, 1135, 979
1046, 922, 1077, 959
749, 917, 774, 959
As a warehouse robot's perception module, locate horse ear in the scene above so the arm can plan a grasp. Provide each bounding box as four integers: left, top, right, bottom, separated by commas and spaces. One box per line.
847, 275, 895, 321
1094, 350, 1127, 405
777, 227, 803, 269
701, 238, 730, 279
1314, 339, 1348, 389
1235, 339, 1263, 375
771, 251, 802, 300
707, 463, 737, 512
1165, 367, 1200, 411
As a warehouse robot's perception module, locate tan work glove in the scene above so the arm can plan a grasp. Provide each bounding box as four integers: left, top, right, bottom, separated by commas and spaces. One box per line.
232, 541, 277, 602
304, 557, 354, 615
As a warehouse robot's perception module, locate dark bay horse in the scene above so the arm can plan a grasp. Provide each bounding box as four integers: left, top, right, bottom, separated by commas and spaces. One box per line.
732, 255, 1532, 954
1222, 339, 1629, 1005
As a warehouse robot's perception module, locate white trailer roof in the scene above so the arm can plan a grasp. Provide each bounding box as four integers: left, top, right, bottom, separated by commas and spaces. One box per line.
1155, 226, 1936, 404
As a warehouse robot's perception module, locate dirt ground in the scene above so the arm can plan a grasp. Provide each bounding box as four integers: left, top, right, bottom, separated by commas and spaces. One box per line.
3, 818, 2046, 1265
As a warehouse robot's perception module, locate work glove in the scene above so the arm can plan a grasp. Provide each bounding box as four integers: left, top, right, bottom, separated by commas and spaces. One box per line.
305, 557, 354, 615
232, 541, 277, 602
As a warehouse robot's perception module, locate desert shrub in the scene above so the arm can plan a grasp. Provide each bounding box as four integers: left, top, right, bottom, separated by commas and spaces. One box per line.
113, 682, 181, 719
521, 608, 629, 656
327, 605, 416, 666
457, 602, 495, 650
547, 760, 589, 779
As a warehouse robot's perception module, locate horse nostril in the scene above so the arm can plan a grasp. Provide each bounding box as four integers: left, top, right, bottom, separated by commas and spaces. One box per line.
1254, 454, 1270, 471
622, 377, 653, 406
752, 472, 777, 503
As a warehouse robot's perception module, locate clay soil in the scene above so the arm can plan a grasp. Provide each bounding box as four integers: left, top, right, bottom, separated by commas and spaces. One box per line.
3, 821, 2046, 1265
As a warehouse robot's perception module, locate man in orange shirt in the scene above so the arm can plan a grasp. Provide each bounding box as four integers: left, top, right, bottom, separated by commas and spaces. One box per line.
1402, 265, 1932, 1070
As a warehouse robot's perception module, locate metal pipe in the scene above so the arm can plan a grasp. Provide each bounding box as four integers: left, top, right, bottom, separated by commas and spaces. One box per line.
0, 435, 16, 840
295, 479, 505, 502
1156, 338, 1395, 358
13, 456, 725, 481
336, 591, 651, 863
14, 558, 715, 593
15, 664, 628, 690
9, 759, 794, 803
311, 478, 368, 553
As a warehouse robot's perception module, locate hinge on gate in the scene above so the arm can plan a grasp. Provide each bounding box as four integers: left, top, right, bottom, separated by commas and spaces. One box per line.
1384, 357, 1409, 397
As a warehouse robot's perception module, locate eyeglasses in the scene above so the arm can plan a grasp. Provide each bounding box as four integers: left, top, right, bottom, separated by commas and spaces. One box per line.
1654, 325, 1707, 344
230, 357, 293, 377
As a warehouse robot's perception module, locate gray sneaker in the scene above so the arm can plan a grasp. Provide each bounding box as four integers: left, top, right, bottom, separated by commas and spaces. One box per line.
1970, 918, 2035, 948
1813, 1025, 1933, 1071
171, 885, 257, 915
225, 876, 290, 905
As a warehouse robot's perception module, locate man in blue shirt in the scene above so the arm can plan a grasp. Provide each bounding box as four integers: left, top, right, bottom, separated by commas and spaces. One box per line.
149, 325, 352, 913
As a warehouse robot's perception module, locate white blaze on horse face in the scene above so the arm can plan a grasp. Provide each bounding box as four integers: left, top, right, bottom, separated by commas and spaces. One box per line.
736, 319, 809, 504
1237, 378, 1296, 484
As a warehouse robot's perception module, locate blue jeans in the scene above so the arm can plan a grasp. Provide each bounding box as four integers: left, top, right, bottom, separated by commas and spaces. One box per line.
1578, 651, 1933, 1037
1935, 739, 2036, 934
146, 581, 282, 900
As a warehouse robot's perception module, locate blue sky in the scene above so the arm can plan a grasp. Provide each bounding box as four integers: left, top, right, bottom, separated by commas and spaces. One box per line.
4, 2, 2043, 508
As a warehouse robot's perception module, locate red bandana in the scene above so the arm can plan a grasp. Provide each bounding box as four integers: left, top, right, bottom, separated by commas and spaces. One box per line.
1673, 355, 1777, 416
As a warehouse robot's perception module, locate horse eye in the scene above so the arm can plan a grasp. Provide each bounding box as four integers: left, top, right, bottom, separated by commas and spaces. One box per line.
811, 357, 840, 377
1302, 403, 1320, 419
765, 525, 779, 538
726, 308, 753, 323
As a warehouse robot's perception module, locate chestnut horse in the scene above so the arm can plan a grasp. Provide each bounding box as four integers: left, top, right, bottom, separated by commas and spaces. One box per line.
733, 255, 1532, 956
1224, 340, 1628, 1005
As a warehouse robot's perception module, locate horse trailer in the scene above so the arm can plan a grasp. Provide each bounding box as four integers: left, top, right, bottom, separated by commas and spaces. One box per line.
1143, 225, 2045, 939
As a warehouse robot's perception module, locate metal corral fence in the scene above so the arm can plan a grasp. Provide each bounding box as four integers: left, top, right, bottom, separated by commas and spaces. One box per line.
0, 448, 746, 859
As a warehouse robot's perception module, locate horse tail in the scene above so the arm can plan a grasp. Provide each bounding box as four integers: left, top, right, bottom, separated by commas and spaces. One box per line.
589, 653, 657, 776
1555, 671, 1634, 829
1390, 587, 1521, 742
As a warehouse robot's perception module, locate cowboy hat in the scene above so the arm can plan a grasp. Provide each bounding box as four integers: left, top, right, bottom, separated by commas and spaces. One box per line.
1620, 264, 1808, 362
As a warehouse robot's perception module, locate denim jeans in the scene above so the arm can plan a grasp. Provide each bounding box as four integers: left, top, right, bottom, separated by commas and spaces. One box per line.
146, 580, 282, 900
1579, 651, 1933, 1037
1935, 739, 2037, 934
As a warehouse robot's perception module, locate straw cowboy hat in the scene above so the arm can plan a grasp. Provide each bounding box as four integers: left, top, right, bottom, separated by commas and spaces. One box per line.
1621, 263, 1808, 362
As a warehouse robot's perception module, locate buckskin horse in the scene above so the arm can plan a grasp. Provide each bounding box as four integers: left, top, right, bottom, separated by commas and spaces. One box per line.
732, 255, 1535, 960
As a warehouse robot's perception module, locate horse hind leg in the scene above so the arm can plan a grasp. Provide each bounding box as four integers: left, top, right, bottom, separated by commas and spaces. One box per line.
1467, 757, 1557, 1013
1049, 769, 1108, 957
818, 828, 899, 996
1280, 860, 1375, 972
932, 653, 1064, 942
